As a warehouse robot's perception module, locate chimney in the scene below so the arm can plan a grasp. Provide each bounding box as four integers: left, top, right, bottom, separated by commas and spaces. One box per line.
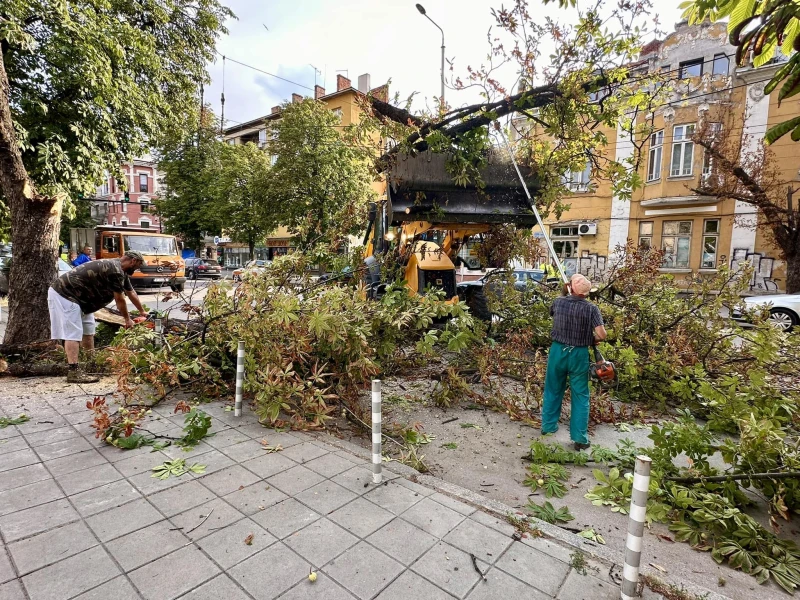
291, 93, 303, 103
336, 74, 351, 92
357, 73, 371, 94
314, 85, 325, 99
271, 106, 280, 114
369, 84, 389, 103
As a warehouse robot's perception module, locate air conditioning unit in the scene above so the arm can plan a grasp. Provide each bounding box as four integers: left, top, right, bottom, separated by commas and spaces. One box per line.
578, 223, 597, 236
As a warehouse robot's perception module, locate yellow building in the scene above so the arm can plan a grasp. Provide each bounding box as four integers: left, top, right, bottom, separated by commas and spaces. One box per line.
221, 73, 387, 266
534, 20, 793, 292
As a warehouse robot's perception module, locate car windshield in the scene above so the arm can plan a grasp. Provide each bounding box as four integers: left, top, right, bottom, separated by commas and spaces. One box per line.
58, 258, 72, 272
204, 260, 219, 266
123, 235, 177, 256
516, 270, 545, 282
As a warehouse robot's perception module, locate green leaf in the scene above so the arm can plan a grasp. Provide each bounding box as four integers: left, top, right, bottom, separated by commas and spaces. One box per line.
764, 115, 800, 145
0, 414, 29, 428
728, 0, 757, 36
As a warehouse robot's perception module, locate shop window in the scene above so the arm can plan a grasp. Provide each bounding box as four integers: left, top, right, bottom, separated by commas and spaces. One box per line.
701, 219, 720, 268
647, 130, 663, 181
671, 124, 695, 177
661, 221, 692, 268
638, 221, 653, 247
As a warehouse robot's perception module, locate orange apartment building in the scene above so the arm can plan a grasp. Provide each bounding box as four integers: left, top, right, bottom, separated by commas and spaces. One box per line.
528, 20, 795, 293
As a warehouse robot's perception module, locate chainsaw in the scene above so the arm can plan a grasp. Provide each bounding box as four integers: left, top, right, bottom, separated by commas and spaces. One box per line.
590, 344, 618, 389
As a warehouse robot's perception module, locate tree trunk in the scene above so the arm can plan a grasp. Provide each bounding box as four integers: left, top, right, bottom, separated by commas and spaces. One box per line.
786, 254, 800, 294
248, 239, 254, 261
0, 51, 61, 346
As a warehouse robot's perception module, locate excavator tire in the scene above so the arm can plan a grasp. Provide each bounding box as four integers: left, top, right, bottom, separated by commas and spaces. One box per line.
465, 286, 492, 322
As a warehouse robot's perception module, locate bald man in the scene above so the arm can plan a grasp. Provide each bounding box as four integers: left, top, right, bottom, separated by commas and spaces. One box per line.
541, 274, 607, 450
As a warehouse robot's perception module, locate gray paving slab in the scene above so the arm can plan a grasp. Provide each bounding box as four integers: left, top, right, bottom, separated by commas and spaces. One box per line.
22, 426, 79, 447
220, 438, 268, 463
0, 579, 25, 600
295, 480, 358, 515
240, 451, 296, 478
72, 576, 142, 600
7, 520, 98, 575
304, 452, 361, 478
229, 543, 311, 600
266, 464, 326, 496
21, 546, 120, 600
430, 492, 477, 516
35, 435, 93, 461
0, 550, 14, 584
56, 461, 123, 495
18, 415, 71, 435
284, 517, 359, 566
495, 540, 570, 597
129, 545, 221, 600
113, 450, 172, 478
198, 464, 260, 496
0, 498, 80, 542
556, 570, 620, 599
177, 574, 252, 600
329, 497, 395, 538
0, 464, 50, 493
465, 566, 552, 600
279, 441, 330, 464
251, 497, 321, 539
186, 448, 236, 475
363, 479, 425, 515
148, 480, 217, 518
366, 518, 438, 566
279, 574, 357, 600
203, 427, 251, 450
70, 478, 142, 516
331, 465, 379, 495
400, 496, 467, 539
128, 467, 189, 495
44, 448, 108, 477
168, 498, 245, 541
106, 519, 190, 571
161, 440, 215, 460
0, 448, 40, 472
85, 497, 163, 542
195, 517, 276, 569
223, 481, 288, 515
375, 570, 457, 600
411, 541, 489, 599
468, 511, 517, 538
0, 435, 28, 454
0, 478, 64, 516
442, 518, 514, 565
324, 540, 404, 600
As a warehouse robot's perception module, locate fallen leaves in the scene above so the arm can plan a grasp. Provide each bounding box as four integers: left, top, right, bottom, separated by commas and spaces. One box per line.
244, 533, 254, 545
260, 439, 283, 453
151, 458, 206, 479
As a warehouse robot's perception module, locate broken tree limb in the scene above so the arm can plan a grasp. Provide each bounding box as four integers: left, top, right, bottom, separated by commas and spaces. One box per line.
0, 340, 60, 357
5, 363, 67, 377
663, 472, 800, 484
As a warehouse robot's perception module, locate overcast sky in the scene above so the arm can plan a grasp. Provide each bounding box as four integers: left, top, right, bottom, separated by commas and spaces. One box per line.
206, 0, 686, 128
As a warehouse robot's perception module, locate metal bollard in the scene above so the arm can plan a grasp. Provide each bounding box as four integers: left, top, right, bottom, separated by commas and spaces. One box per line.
621, 455, 652, 600
154, 318, 162, 348
372, 379, 382, 484
235, 341, 245, 417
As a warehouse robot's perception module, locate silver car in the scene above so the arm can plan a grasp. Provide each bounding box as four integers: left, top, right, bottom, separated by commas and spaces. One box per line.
734, 293, 800, 331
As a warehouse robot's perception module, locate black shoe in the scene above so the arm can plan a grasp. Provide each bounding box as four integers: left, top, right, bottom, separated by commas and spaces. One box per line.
573, 442, 590, 452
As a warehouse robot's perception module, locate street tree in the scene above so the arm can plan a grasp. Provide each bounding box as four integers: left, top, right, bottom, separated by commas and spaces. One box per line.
267, 99, 376, 251
214, 142, 276, 260
694, 119, 800, 293
0, 0, 233, 345
681, 0, 800, 143
156, 122, 225, 254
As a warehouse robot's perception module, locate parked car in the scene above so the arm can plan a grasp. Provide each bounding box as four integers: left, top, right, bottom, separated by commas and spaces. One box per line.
0, 256, 72, 296
732, 293, 800, 331
232, 259, 270, 282
457, 269, 556, 320
185, 258, 222, 280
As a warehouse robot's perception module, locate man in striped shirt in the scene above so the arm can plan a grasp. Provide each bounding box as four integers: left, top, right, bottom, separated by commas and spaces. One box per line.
541, 274, 607, 450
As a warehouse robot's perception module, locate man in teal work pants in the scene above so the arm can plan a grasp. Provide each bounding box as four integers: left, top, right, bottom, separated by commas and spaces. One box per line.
541, 273, 607, 450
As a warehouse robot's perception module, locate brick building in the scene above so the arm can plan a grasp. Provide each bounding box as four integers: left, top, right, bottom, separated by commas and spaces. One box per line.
93, 158, 162, 231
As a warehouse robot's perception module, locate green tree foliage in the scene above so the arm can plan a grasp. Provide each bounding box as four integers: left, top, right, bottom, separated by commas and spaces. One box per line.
0, 0, 233, 344
267, 99, 376, 251
681, 0, 800, 143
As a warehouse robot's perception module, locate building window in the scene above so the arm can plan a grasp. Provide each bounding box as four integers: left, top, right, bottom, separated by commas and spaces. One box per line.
639, 221, 653, 247
647, 130, 664, 182
701, 219, 720, 268
258, 129, 267, 148
140, 199, 150, 214
331, 107, 343, 122
712, 54, 729, 76
120, 219, 128, 227
102, 181, 109, 196
140, 219, 151, 229
563, 163, 591, 192
679, 58, 703, 79
662, 221, 692, 268
139, 174, 148, 193
551, 226, 579, 259
671, 124, 695, 177
660, 65, 670, 73
701, 123, 722, 181
227, 139, 236, 146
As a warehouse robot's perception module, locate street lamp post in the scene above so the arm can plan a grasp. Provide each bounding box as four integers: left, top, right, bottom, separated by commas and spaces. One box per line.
415, 3, 445, 111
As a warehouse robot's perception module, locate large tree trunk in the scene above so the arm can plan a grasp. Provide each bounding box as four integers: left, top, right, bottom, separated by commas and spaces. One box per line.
786, 254, 800, 294
0, 50, 61, 345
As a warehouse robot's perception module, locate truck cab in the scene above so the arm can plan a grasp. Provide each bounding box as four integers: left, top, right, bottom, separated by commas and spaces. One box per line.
95, 230, 186, 292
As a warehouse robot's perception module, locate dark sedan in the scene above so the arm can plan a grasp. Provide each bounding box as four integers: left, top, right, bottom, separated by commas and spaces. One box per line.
185, 258, 222, 280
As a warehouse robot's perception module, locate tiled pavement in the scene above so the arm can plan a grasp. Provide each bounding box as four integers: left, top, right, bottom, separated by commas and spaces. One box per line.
0, 388, 638, 600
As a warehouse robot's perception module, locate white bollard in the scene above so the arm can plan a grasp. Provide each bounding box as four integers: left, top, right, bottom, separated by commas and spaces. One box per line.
235, 341, 245, 417
621, 455, 652, 600
154, 318, 162, 348
372, 379, 382, 484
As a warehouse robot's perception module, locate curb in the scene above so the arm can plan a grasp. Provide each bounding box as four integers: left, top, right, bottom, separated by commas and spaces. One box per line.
311, 430, 732, 600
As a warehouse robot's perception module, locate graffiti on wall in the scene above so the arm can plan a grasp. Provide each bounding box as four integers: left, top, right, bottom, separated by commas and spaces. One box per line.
730, 248, 780, 291
561, 251, 609, 280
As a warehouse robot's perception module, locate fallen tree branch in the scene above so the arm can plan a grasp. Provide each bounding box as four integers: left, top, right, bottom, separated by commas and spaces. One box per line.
663, 471, 800, 484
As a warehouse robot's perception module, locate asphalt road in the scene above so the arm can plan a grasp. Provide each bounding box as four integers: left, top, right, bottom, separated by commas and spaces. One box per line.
121, 277, 224, 320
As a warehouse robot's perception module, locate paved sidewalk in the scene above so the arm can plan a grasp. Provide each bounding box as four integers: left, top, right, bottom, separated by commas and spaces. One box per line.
1, 379, 653, 600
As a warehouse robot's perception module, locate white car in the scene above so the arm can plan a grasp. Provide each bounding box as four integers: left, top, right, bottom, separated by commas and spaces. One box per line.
735, 293, 800, 331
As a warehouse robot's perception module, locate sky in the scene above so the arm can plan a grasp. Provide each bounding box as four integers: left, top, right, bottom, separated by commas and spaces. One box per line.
205, 0, 687, 129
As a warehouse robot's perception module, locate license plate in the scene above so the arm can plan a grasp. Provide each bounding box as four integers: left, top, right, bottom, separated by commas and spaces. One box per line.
152, 278, 167, 283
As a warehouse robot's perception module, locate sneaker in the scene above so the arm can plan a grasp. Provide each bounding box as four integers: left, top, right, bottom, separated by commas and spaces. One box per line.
66, 367, 100, 384
573, 441, 590, 452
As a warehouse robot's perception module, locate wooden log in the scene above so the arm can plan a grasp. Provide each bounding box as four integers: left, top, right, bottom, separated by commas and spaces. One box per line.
0, 340, 60, 357
5, 363, 67, 377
